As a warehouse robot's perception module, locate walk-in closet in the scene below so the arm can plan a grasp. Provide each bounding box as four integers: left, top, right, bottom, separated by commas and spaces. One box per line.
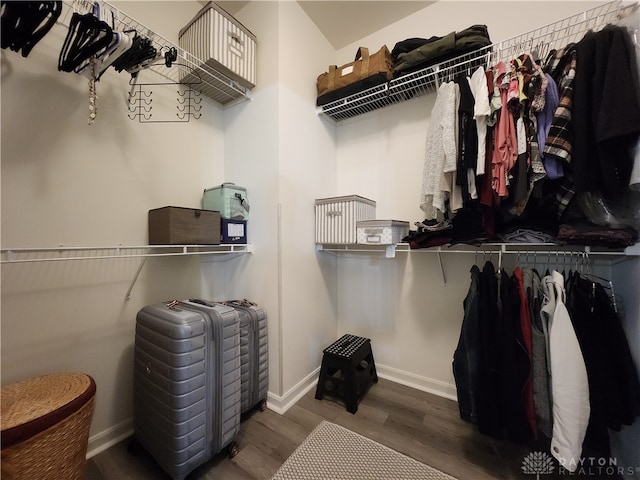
2, 1, 639, 479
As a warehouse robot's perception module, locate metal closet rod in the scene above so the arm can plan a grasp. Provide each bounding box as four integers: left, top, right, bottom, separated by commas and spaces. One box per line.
319, 243, 630, 255
317, 243, 634, 284
417, 245, 629, 284
434, 245, 628, 256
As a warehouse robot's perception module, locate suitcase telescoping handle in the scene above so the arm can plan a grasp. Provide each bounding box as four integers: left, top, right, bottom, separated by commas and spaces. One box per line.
188, 298, 216, 307
228, 299, 257, 307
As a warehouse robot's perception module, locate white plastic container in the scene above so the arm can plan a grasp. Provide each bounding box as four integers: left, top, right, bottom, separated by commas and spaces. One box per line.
356, 220, 410, 245
315, 195, 376, 244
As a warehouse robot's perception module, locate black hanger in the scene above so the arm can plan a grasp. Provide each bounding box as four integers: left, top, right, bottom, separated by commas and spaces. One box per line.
110, 31, 157, 73
164, 47, 177, 67
58, 12, 113, 73
1, 1, 62, 57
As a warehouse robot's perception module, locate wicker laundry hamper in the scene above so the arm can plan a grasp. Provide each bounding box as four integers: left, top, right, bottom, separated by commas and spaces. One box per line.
1, 372, 96, 480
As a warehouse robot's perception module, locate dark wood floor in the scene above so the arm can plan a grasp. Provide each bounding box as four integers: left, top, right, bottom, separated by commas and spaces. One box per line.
85, 378, 581, 480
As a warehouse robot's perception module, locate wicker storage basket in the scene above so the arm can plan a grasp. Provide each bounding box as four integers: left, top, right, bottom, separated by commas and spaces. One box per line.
1, 373, 96, 480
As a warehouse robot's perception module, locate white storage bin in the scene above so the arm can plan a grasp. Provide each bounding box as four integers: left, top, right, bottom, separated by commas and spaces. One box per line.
315, 195, 376, 244
356, 220, 410, 245
179, 2, 257, 93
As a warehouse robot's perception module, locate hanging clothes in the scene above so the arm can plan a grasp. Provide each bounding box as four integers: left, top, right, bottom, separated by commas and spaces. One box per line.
567, 272, 640, 458
543, 45, 577, 179
469, 66, 490, 177
442, 83, 464, 214
502, 268, 534, 443
455, 74, 478, 204
546, 270, 590, 471
454, 258, 639, 468
406, 20, 640, 246
474, 261, 504, 439
513, 267, 536, 436
421, 82, 462, 218
452, 265, 482, 424
492, 62, 518, 198
454, 261, 532, 443
566, 271, 613, 459
536, 73, 559, 169
523, 267, 553, 438
628, 18, 640, 190
572, 25, 640, 196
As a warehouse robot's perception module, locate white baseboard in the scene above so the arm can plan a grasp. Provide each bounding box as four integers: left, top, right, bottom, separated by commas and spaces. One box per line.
375, 363, 458, 401
264, 363, 457, 415
86, 366, 456, 458
266, 366, 320, 415
86, 419, 133, 459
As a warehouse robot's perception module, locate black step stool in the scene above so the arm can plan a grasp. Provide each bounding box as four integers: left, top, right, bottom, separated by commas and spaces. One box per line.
315, 334, 378, 414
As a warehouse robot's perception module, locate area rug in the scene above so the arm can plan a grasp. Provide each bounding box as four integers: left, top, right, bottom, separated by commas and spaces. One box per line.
270, 421, 457, 480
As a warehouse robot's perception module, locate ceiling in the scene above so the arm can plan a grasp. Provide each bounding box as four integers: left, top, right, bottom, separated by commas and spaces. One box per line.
216, 1, 435, 50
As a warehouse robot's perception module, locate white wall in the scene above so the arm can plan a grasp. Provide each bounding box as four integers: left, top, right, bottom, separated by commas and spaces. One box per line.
217, 1, 340, 406
276, 1, 340, 401
1, 1, 224, 455
201, 0, 285, 399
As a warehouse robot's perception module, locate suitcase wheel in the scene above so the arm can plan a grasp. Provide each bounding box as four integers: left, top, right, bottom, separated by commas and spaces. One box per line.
259, 400, 267, 412
228, 441, 239, 458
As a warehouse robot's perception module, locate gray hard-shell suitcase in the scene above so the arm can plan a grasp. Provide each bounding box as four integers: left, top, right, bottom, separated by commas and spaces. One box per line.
133, 300, 242, 480
190, 299, 268, 414
224, 299, 268, 413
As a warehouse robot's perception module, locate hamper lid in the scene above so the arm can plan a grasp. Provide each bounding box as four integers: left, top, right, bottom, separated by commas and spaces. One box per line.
179, 1, 256, 41
1, 373, 96, 448
314, 195, 376, 207
356, 220, 410, 227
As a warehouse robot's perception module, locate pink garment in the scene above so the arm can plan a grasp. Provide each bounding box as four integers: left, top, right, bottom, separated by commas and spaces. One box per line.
492, 87, 518, 197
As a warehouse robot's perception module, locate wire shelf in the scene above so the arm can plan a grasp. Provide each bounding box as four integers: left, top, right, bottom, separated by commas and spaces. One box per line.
0, 244, 254, 264
62, 0, 251, 106
318, 0, 638, 122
